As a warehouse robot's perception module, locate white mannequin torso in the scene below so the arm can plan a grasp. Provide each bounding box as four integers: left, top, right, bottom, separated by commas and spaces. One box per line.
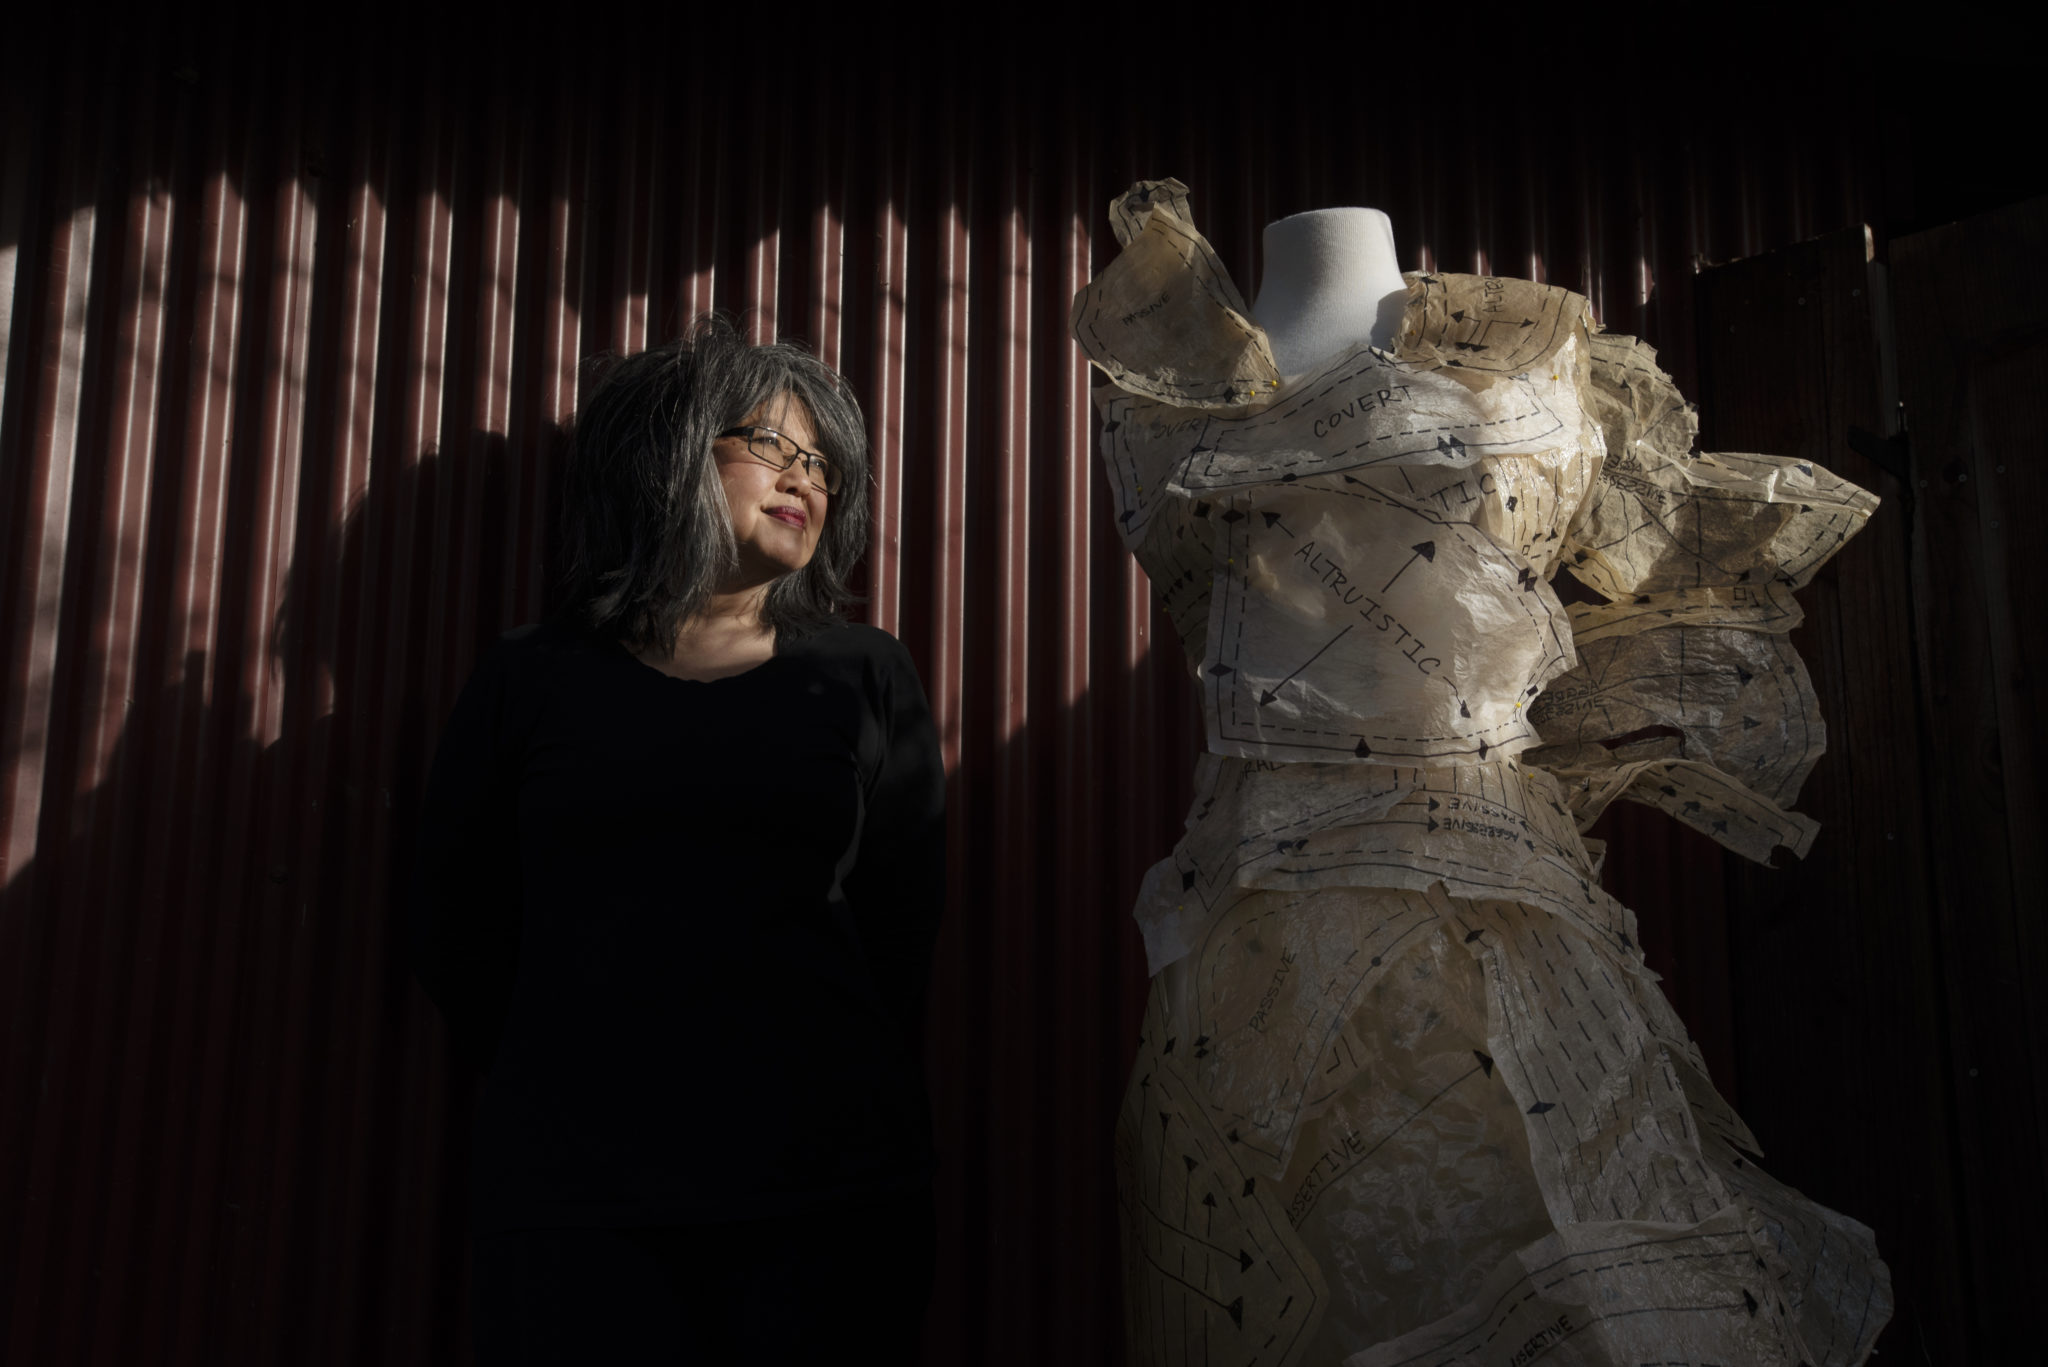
1250, 207, 1408, 377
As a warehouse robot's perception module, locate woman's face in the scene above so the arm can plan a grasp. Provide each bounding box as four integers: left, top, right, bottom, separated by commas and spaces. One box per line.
713, 393, 830, 587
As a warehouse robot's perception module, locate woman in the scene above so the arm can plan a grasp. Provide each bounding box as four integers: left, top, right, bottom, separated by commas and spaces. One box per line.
412, 319, 946, 1362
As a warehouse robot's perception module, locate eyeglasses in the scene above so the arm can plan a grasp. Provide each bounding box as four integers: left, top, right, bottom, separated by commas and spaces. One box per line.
717, 425, 844, 496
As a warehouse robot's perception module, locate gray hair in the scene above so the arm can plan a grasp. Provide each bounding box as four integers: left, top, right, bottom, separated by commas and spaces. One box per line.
557, 317, 871, 650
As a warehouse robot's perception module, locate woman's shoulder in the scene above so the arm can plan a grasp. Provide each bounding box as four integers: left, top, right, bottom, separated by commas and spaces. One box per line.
780, 620, 929, 705
783, 618, 914, 666
463, 620, 623, 699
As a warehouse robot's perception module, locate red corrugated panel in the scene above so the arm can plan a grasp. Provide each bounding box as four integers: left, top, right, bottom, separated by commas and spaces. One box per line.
0, 33, 1884, 1365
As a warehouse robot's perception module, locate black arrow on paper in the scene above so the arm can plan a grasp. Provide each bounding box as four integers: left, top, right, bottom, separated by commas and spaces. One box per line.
1193, 501, 1211, 518
1527, 1100, 1556, 1115
1220, 508, 1245, 524
1474, 1051, 1495, 1077
1208, 663, 1235, 677
1147, 1260, 1248, 1325
1260, 625, 1354, 705
1183, 1154, 1199, 1173
1119, 509, 1137, 527
1202, 1193, 1217, 1208
1354, 738, 1372, 758
1260, 510, 1296, 535
1434, 434, 1467, 461
1381, 541, 1438, 592
1427, 797, 1441, 810
1451, 309, 1467, 322
1181, 868, 1198, 891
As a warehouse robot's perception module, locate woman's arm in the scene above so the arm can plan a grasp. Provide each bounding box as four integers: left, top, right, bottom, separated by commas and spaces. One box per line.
844, 636, 948, 1054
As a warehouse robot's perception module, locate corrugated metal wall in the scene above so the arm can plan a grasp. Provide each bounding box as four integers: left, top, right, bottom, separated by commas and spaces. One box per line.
2, 24, 1887, 1364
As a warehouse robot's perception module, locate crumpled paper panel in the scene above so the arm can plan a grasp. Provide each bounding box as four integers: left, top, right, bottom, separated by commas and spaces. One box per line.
1155, 884, 1454, 1177
1071, 179, 1280, 410
1346, 1207, 1809, 1367
1199, 483, 1576, 764
1118, 972, 1332, 1367
1452, 900, 1736, 1231
1105, 423, 1601, 682
1133, 756, 1637, 978
1701, 1114, 1895, 1362
1097, 339, 1591, 547
1124, 884, 1884, 1364
1563, 581, 1804, 644
1565, 443, 1877, 599
1278, 915, 1559, 1352
1584, 329, 1698, 467
1625, 966, 1891, 1359
1399, 272, 1594, 380
1527, 747, 1822, 863
1528, 623, 1826, 805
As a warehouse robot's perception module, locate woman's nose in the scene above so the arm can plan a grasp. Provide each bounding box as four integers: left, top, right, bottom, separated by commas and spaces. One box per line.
778, 458, 821, 498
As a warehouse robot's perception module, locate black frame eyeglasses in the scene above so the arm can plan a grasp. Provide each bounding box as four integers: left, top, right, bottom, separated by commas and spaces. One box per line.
716, 425, 844, 496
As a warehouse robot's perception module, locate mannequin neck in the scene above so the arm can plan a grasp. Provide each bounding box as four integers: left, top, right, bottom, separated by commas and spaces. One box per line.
1251, 207, 1408, 376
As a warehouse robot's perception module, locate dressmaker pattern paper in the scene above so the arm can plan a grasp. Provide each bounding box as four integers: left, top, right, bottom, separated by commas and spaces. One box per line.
1073, 179, 1890, 1366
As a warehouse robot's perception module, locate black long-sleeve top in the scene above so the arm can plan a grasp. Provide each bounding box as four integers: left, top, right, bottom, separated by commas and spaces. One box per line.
412, 620, 946, 1231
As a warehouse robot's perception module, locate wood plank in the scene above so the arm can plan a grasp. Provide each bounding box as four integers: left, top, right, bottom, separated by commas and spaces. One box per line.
1696, 224, 1967, 1361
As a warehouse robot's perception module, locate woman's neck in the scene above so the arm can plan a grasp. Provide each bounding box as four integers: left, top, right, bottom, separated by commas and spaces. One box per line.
636, 589, 775, 681
1251, 207, 1409, 377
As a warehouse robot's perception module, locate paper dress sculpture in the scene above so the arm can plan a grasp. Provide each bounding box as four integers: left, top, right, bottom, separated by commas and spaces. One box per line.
1071, 180, 1891, 1366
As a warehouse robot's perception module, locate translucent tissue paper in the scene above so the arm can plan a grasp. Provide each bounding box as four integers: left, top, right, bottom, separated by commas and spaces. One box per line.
1076, 180, 1889, 1365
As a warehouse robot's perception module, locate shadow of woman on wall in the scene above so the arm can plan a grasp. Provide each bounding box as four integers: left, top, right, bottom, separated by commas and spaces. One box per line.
0, 422, 564, 1367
